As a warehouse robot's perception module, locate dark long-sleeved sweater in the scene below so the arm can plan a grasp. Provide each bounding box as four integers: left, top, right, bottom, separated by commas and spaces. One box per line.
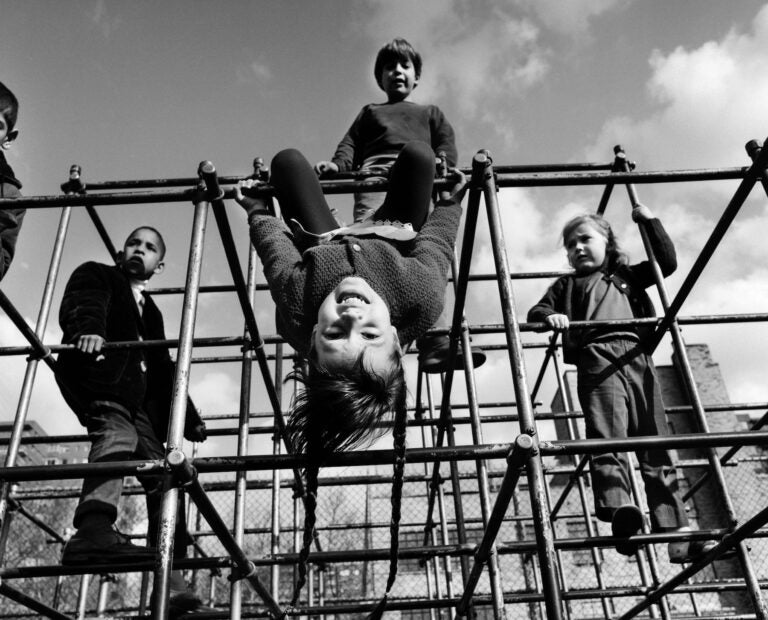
249, 199, 462, 356
527, 218, 676, 364
331, 101, 457, 172
0, 152, 25, 281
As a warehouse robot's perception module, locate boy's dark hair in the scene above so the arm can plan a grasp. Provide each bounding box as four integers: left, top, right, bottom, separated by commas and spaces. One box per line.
127, 226, 167, 259
287, 350, 408, 612
374, 38, 422, 88
0, 82, 19, 132
562, 213, 628, 272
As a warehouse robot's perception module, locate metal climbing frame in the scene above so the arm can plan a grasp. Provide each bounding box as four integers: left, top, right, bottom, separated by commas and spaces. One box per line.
0, 140, 767, 618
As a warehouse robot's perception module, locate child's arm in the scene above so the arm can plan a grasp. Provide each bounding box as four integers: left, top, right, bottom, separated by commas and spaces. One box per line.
630, 203, 677, 279
528, 278, 570, 332
323, 107, 367, 174
60, 263, 112, 357
429, 107, 458, 168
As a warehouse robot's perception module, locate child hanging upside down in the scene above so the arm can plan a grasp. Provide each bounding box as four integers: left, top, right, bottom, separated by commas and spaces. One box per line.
528, 205, 731, 563
236, 141, 467, 614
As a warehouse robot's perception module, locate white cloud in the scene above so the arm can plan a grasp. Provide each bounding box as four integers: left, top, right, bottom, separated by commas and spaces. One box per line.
521, 0, 632, 36
587, 5, 768, 172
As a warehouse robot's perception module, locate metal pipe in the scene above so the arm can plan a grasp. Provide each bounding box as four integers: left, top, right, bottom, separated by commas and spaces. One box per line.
651, 136, 768, 344
477, 149, 564, 619
230, 243, 260, 617
152, 180, 209, 619
167, 450, 283, 617
614, 145, 766, 617
0, 582, 74, 619
0, 204, 71, 548
616, 502, 768, 620
455, 435, 532, 616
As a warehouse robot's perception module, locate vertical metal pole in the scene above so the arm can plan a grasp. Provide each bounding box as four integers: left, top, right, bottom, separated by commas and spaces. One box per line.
614, 146, 767, 618
426, 376, 455, 605
152, 183, 208, 618
477, 151, 563, 619
231, 244, 260, 618
448, 254, 505, 620
0, 206, 71, 539
76, 573, 90, 619
551, 354, 614, 619
270, 343, 284, 601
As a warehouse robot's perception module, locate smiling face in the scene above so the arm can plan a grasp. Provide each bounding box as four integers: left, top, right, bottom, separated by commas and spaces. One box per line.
312, 277, 400, 373
119, 227, 165, 280
565, 222, 608, 275
379, 58, 418, 102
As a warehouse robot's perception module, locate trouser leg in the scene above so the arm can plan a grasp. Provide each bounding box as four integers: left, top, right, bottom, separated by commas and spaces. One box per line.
629, 352, 689, 530
372, 141, 435, 232
74, 401, 139, 528
270, 148, 338, 234
134, 407, 190, 558
578, 343, 633, 523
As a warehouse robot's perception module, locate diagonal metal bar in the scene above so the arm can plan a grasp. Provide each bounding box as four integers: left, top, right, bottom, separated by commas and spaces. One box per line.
650, 135, 768, 348
199, 161, 304, 495
455, 435, 532, 617
167, 450, 285, 618
616, 502, 768, 620
0, 581, 74, 620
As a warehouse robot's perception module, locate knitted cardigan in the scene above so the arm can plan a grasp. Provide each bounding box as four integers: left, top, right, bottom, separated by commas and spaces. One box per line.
249, 198, 462, 356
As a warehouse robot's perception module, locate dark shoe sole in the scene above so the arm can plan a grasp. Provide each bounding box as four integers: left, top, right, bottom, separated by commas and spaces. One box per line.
612, 504, 644, 556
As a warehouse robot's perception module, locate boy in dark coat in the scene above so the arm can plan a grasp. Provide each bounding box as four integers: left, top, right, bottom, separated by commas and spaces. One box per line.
57, 226, 212, 615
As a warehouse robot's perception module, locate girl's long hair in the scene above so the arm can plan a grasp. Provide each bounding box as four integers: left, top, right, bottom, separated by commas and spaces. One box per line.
287, 348, 408, 612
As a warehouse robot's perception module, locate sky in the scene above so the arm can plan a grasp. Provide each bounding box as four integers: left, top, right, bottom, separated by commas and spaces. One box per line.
2, 0, 768, 461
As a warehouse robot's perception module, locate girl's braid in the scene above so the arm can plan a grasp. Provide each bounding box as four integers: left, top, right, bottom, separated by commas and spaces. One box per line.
291, 463, 319, 607
368, 404, 408, 619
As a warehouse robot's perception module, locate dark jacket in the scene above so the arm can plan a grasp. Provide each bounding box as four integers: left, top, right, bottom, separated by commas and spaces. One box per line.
527, 218, 676, 364
56, 261, 201, 434
249, 199, 462, 356
0, 152, 25, 281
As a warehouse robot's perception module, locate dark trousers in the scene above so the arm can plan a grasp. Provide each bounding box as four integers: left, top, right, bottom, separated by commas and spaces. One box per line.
269, 141, 435, 235
75, 400, 190, 557
576, 338, 689, 531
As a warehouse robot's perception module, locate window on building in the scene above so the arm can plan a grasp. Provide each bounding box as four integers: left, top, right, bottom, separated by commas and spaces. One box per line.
400, 529, 428, 573
45, 458, 58, 465
400, 609, 432, 620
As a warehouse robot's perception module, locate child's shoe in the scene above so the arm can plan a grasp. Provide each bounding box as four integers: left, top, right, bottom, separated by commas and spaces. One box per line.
168, 590, 219, 618
61, 525, 156, 565
667, 527, 737, 564
611, 504, 644, 556
417, 334, 486, 374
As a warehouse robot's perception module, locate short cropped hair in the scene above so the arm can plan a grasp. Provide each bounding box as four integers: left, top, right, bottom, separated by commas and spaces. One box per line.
562, 213, 628, 272
374, 38, 422, 89
0, 82, 19, 132
127, 226, 167, 259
